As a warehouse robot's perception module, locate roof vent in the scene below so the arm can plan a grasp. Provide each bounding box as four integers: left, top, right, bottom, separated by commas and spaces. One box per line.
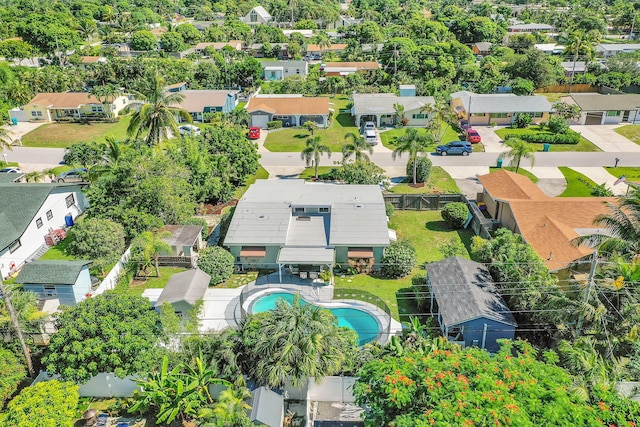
296, 216, 311, 221
257, 214, 268, 220
354, 204, 365, 209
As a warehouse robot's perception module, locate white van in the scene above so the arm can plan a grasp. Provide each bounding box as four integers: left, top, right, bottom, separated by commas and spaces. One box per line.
365, 129, 377, 145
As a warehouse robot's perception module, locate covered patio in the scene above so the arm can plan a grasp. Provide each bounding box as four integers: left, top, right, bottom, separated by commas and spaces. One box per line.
276, 247, 334, 283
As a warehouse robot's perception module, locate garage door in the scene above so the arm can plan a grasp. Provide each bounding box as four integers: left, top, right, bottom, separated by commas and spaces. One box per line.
585, 112, 603, 125
252, 114, 270, 129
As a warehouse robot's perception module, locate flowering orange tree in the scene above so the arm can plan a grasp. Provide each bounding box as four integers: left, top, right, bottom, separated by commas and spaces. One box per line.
354, 340, 640, 426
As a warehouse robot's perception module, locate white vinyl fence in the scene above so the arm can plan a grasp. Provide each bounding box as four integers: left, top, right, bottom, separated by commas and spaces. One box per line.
92, 246, 132, 296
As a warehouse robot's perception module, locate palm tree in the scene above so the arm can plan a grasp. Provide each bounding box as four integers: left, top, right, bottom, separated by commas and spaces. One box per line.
342, 132, 373, 162
301, 135, 331, 179
421, 100, 457, 145
0, 127, 14, 154
317, 33, 331, 56
391, 128, 430, 185
393, 102, 405, 126
564, 29, 601, 92
131, 230, 172, 277
127, 74, 191, 146
89, 84, 120, 119
497, 137, 535, 173
572, 188, 640, 259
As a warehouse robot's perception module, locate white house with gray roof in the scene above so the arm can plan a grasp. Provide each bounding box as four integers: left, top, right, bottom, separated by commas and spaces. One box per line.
223, 180, 390, 279
563, 93, 640, 125
596, 43, 640, 58
261, 60, 308, 81
450, 91, 553, 126
351, 85, 434, 127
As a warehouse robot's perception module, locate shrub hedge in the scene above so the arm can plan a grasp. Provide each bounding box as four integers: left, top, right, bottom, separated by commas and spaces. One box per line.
504, 130, 580, 144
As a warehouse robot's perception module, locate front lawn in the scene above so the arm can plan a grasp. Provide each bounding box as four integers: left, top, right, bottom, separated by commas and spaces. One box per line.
614, 125, 640, 146
380, 125, 476, 151
386, 166, 460, 194
298, 166, 336, 180
122, 267, 189, 296
494, 126, 601, 152
21, 116, 132, 148
558, 167, 598, 197
233, 166, 269, 198
490, 166, 539, 183
604, 166, 640, 182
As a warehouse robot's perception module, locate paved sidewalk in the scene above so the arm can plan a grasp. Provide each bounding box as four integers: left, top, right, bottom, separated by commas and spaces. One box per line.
570, 125, 640, 152
569, 167, 630, 196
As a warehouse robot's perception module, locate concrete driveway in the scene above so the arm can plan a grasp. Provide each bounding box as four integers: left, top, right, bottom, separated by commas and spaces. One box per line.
570, 125, 640, 152
1, 122, 46, 144
441, 166, 490, 199
473, 126, 510, 153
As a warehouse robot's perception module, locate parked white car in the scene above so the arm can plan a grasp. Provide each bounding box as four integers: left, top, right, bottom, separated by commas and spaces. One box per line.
178, 124, 202, 136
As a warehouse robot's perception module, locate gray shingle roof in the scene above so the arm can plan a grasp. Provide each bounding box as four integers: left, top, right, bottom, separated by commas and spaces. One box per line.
15, 260, 92, 285
450, 91, 552, 114
162, 225, 203, 247
157, 269, 210, 306
352, 93, 434, 115
569, 93, 640, 111
427, 257, 516, 327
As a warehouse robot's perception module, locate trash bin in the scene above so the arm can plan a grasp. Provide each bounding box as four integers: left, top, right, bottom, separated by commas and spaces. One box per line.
11, 117, 18, 126
496, 158, 503, 168
543, 143, 550, 152
64, 214, 74, 227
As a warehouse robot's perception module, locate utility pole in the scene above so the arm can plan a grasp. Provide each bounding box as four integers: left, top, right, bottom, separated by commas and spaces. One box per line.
631, 13, 637, 41
393, 43, 397, 75
575, 250, 598, 338
568, 41, 579, 94
0, 278, 34, 375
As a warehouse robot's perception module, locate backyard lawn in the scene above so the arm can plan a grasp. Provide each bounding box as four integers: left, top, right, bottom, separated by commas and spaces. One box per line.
334, 210, 474, 321
22, 116, 132, 148
614, 125, 640, 146
123, 267, 189, 296
386, 166, 460, 194
489, 166, 539, 183
263, 96, 358, 152
540, 93, 568, 103
494, 126, 601, 152
558, 167, 598, 197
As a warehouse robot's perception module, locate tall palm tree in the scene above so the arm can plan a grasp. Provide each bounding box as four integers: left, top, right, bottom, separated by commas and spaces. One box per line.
497, 137, 535, 173
572, 188, 640, 259
131, 230, 172, 277
391, 128, 430, 185
564, 29, 601, 92
127, 74, 191, 146
301, 135, 331, 179
342, 132, 373, 162
421, 100, 457, 145
89, 84, 120, 119
317, 33, 332, 56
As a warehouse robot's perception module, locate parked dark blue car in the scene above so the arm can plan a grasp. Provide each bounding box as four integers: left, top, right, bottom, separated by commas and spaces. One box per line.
436, 141, 472, 156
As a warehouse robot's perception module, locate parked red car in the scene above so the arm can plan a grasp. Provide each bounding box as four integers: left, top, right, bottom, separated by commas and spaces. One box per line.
466, 128, 482, 143
248, 127, 261, 140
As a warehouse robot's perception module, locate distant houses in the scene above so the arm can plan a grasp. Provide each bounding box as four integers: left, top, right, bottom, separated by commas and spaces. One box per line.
240, 6, 272, 25
261, 60, 309, 81
321, 61, 379, 76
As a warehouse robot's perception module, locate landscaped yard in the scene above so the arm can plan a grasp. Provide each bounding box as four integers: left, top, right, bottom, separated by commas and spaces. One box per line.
215, 271, 259, 288
604, 166, 640, 182
379, 125, 484, 152
386, 166, 460, 194
298, 166, 335, 180
233, 166, 269, 198
614, 125, 640, 146
123, 267, 189, 296
22, 116, 132, 148
334, 210, 474, 320
558, 167, 598, 197
263, 96, 359, 152
494, 126, 601, 152
489, 166, 539, 183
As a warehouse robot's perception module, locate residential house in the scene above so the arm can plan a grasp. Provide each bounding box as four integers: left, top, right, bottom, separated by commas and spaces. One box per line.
175, 90, 239, 121
194, 41, 244, 54
426, 256, 517, 352
561, 61, 587, 77
562, 93, 640, 125
322, 61, 379, 76
507, 23, 554, 33
155, 269, 210, 317
79, 56, 107, 67
246, 95, 330, 128
0, 182, 87, 279
450, 91, 552, 126
326, 15, 363, 29
166, 81, 187, 92
471, 42, 492, 56
15, 260, 93, 306
477, 170, 615, 272
596, 43, 640, 58
160, 225, 205, 257
362, 43, 385, 54
282, 29, 314, 39
306, 43, 348, 56
351, 85, 434, 127
249, 43, 290, 59
533, 43, 565, 55
240, 6, 272, 25
224, 180, 390, 278
250, 387, 284, 427
9, 92, 130, 123
261, 60, 308, 81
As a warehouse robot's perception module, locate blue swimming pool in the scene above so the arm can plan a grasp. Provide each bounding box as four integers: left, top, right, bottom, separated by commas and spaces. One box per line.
251, 292, 380, 345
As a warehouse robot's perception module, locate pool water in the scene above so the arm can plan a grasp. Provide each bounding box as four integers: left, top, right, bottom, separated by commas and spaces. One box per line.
251, 292, 380, 345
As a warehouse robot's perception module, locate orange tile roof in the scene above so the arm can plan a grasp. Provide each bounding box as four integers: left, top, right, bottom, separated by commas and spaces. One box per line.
247, 97, 329, 116
80, 56, 104, 64
307, 44, 348, 51
27, 92, 100, 108
323, 61, 379, 70
478, 170, 547, 200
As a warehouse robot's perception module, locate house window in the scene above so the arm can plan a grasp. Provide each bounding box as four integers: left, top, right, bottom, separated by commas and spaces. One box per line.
36, 218, 43, 229
296, 69, 300, 74
319, 207, 330, 213
529, 112, 543, 118
46, 210, 53, 220
607, 110, 621, 117
31, 111, 43, 117
490, 113, 508, 118
65, 194, 75, 208
294, 207, 305, 213
91, 105, 103, 113
44, 285, 57, 297
9, 239, 21, 253
412, 114, 427, 119
250, 10, 258, 22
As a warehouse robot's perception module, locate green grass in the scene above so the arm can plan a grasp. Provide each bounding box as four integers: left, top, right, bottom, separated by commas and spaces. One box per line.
614, 125, 640, 146
494, 126, 601, 152
215, 271, 259, 288
235, 101, 247, 111
233, 166, 269, 198
336, 210, 474, 321
0, 161, 19, 168
490, 166, 539, 183
124, 267, 188, 296
39, 236, 77, 261
540, 93, 568, 103
22, 116, 132, 148
387, 166, 460, 194
604, 167, 640, 182
558, 167, 597, 197
379, 124, 481, 152
298, 166, 336, 180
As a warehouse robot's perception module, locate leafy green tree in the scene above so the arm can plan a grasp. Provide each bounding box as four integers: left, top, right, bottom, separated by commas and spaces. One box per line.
207, 383, 253, 427
506, 48, 563, 89
301, 135, 331, 179
393, 102, 406, 126
303, 120, 318, 135
441, 202, 469, 229
0, 348, 26, 406
130, 30, 157, 51
131, 230, 172, 277
514, 112, 532, 129
67, 218, 126, 275
510, 77, 535, 95
127, 74, 191, 145
88, 83, 120, 119
197, 246, 235, 285
405, 156, 432, 184
161, 31, 186, 52
203, 126, 260, 184
498, 137, 535, 173
175, 23, 201, 45
43, 294, 162, 383
354, 339, 640, 426
392, 129, 431, 185
381, 240, 417, 278
240, 296, 358, 388
1, 380, 79, 427
332, 159, 388, 185
554, 101, 581, 121
342, 132, 373, 162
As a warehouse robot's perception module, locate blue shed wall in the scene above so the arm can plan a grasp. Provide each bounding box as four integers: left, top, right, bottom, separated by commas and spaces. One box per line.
459, 318, 515, 353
